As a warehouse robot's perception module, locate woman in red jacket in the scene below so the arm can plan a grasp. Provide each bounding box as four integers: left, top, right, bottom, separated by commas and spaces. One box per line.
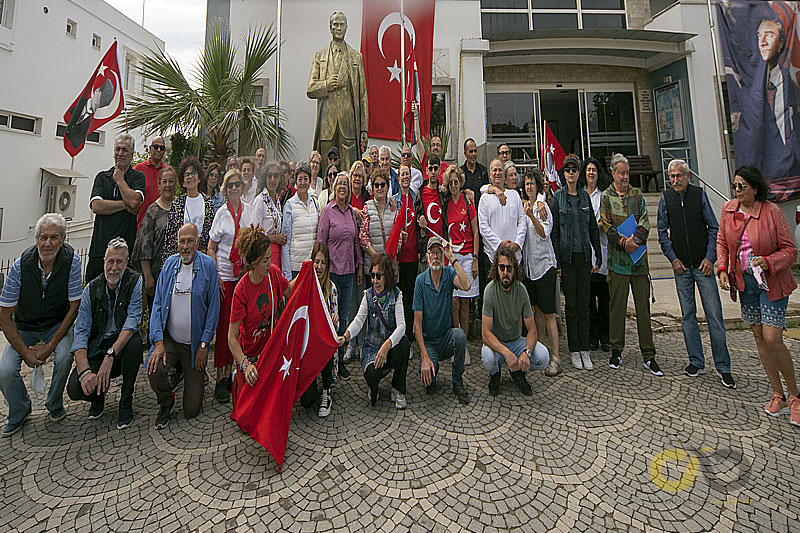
717, 165, 799, 427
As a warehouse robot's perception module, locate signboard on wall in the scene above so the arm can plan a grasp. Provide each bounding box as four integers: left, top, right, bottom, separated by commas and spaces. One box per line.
654, 81, 686, 144
638, 89, 653, 113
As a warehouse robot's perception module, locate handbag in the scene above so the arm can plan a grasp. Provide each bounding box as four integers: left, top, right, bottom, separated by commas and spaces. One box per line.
370, 287, 393, 331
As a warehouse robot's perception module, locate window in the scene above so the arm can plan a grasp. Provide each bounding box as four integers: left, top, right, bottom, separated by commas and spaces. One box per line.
586, 91, 637, 160
92, 33, 101, 50
0, 113, 7, 127
1, 0, 15, 29
66, 18, 77, 38
252, 85, 264, 106
0, 207, 3, 240
0, 110, 41, 134
480, 0, 626, 36
124, 53, 138, 94
55, 123, 102, 144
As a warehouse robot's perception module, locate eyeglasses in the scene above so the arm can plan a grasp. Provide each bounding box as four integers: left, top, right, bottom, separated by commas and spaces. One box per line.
401, 152, 412, 158
428, 165, 439, 171
370, 271, 383, 280
564, 166, 578, 173
327, 172, 338, 179
328, 155, 338, 160
373, 182, 387, 189
732, 182, 748, 191
226, 181, 243, 189
184, 171, 198, 178
498, 263, 514, 272
151, 144, 166, 151
209, 172, 219, 178
498, 150, 511, 156
266, 172, 280, 178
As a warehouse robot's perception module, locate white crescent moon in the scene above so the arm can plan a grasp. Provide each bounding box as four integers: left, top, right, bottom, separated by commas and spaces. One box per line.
377, 12, 416, 60
93, 69, 121, 121
448, 223, 454, 234
287, 305, 310, 360
426, 202, 440, 224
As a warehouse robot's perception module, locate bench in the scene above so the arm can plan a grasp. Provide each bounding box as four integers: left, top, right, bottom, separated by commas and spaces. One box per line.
605, 155, 662, 193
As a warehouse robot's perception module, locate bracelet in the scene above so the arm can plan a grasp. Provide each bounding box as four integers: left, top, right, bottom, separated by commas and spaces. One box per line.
240, 358, 250, 373
78, 369, 92, 382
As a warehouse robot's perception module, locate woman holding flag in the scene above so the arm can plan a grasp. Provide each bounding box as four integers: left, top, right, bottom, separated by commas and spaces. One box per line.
389, 162, 421, 346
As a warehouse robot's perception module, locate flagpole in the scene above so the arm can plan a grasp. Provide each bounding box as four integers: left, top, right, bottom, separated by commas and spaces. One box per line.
400, 0, 406, 145
275, 0, 283, 158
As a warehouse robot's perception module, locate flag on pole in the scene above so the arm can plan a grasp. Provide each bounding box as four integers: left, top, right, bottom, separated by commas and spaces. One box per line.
541, 121, 565, 190
403, 50, 421, 144
232, 262, 338, 471
386, 193, 409, 260
63, 40, 125, 157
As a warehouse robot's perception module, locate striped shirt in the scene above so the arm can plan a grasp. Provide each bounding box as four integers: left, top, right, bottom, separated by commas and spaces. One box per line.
0, 251, 83, 307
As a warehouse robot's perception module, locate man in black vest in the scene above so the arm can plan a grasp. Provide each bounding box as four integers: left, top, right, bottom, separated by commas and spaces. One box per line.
67, 237, 143, 429
657, 159, 735, 389
0, 214, 82, 436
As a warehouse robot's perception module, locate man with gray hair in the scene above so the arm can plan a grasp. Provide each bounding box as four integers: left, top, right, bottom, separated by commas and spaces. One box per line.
657, 159, 735, 388
379, 145, 399, 195
86, 133, 146, 283
67, 237, 143, 428
0, 213, 82, 436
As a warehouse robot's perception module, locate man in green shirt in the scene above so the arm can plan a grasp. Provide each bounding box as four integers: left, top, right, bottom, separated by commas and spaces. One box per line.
481, 245, 550, 396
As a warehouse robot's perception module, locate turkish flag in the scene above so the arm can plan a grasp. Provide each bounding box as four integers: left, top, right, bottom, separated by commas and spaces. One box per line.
385, 193, 407, 260
403, 50, 421, 144
541, 121, 565, 190
63, 40, 125, 157
233, 262, 338, 471
361, 0, 435, 141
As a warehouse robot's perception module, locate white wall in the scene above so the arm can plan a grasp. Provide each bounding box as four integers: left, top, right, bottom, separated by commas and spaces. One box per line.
0, 0, 163, 260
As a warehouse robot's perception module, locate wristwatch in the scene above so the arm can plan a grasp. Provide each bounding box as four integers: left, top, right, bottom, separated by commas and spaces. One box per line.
106, 346, 116, 358
200, 342, 208, 349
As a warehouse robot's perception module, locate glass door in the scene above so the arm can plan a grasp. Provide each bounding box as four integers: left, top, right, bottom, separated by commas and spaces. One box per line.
585, 91, 638, 161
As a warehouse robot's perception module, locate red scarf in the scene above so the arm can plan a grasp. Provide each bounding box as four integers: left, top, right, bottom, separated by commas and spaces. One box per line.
227, 200, 243, 277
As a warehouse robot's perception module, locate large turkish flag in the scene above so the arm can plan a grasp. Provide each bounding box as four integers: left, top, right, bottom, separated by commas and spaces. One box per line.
361, 0, 435, 141
233, 261, 339, 471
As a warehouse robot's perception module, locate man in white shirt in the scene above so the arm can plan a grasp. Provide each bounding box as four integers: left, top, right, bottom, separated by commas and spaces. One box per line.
478, 159, 527, 265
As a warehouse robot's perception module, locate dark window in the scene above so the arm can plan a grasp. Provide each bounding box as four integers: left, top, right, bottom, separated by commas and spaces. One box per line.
587, 91, 637, 160
10, 115, 35, 132
481, 12, 529, 38
430, 92, 447, 137
582, 0, 625, 9
56, 124, 66, 137
582, 13, 626, 28
56, 123, 100, 143
481, 0, 527, 7
486, 93, 534, 136
533, 13, 578, 29
0, 114, 7, 127
532, 0, 577, 8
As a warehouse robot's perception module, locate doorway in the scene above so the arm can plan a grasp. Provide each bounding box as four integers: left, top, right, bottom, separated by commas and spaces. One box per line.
539, 89, 583, 158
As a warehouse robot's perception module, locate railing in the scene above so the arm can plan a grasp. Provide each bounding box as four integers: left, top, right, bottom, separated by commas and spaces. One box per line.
0, 246, 90, 281
660, 148, 730, 208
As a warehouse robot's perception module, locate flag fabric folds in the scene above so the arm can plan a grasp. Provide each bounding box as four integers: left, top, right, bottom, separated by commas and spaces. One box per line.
386, 193, 409, 260
233, 261, 338, 471
541, 120, 566, 191
63, 40, 125, 157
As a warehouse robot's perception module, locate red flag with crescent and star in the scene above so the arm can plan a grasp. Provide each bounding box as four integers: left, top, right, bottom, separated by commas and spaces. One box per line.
361, 0, 435, 141
233, 261, 338, 471
63, 40, 125, 157
541, 120, 565, 191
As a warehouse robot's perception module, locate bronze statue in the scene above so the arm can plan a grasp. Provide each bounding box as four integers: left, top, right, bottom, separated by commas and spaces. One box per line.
307, 11, 368, 171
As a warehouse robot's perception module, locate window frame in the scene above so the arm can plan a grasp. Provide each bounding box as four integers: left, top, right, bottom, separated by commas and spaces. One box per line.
92, 33, 101, 50
66, 18, 77, 38
55, 123, 104, 145
480, 0, 627, 33
0, 109, 41, 135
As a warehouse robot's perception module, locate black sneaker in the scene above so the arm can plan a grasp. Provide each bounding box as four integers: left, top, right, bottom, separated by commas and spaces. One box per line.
609, 351, 621, 369
718, 371, 737, 390
338, 362, 350, 380
88, 397, 105, 420
155, 401, 174, 430
600, 343, 610, 352
425, 378, 438, 396
116, 407, 133, 430
49, 407, 67, 423
589, 340, 599, 351
684, 364, 706, 377
511, 371, 532, 396
1, 401, 32, 437
644, 358, 664, 377
214, 380, 230, 404
453, 381, 470, 405
488, 372, 501, 397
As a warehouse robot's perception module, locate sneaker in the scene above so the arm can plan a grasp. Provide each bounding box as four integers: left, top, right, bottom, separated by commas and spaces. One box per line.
717, 372, 736, 390
589, 340, 599, 351
343, 343, 356, 364
571, 352, 583, 370
338, 362, 351, 380
453, 381, 470, 405
214, 380, 230, 404
600, 343, 610, 352
581, 351, 594, 371
367, 387, 379, 406
789, 396, 800, 427
116, 408, 133, 430
684, 364, 707, 377
464, 346, 471, 366
49, 407, 67, 423
488, 372, 501, 396
764, 393, 788, 417
643, 358, 664, 377
1, 401, 32, 437
155, 401, 174, 430
544, 359, 561, 377
609, 352, 621, 369
390, 388, 407, 410
425, 378, 438, 396
511, 371, 532, 396
88, 397, 105, 420
318, 389, 332, 417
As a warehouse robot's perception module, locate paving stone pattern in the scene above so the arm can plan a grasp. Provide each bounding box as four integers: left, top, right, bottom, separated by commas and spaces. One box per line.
1, 321, 799, 532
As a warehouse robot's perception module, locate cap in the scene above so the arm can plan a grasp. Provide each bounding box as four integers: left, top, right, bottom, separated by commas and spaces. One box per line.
327, 146, 340, 157
361, 154, 372, 164
563, 156, 580, 168
427, 236, 444, 251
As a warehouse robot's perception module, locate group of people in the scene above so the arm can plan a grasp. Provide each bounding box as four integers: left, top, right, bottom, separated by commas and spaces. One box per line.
1, 130, 799, 438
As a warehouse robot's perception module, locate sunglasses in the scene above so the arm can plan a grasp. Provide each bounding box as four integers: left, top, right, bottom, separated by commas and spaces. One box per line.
498, 263, 514, 272
428, 165, 439, 171
151, 144, 166, 151
327, 172, 338, 179
401, 152, 412, 158
564, 166, 578, 172
184, 170, 198, 178
226, 181, 243, 189
266, 172, 280, 178
328, 155, 338, 160
498, 150, 511, 156
373, 182, 387, 189
732, 182, 748, 191
370, 271, 383, 280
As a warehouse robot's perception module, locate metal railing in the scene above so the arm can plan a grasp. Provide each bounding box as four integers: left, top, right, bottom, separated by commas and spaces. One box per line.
660, 149, 730, 208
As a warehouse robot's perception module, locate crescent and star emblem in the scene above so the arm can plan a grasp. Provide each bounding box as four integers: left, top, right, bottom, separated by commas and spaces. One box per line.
378, 12, 416, 84
93, 69, 121, 121
286, 305, 310, 360
426, 202, 441, 224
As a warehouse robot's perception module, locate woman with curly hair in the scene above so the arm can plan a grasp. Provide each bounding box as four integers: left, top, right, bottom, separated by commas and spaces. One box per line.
162, 156, 215, 261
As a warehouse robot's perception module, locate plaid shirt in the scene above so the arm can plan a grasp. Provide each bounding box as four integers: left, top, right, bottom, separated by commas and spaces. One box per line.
599, 185, 650, 276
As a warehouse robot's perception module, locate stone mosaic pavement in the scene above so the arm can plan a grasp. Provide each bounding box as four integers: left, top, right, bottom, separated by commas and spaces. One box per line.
1, 321, 800, 533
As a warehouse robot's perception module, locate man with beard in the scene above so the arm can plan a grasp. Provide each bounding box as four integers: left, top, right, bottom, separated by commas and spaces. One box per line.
67, 238, 143, 429
255, 147, 267, 173
413, 238, 472, 404
146, 223, 219, 429
480, 245, 550, 397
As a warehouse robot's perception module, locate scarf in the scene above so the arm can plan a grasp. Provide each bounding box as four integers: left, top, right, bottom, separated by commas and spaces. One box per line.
227, 200, 243, 277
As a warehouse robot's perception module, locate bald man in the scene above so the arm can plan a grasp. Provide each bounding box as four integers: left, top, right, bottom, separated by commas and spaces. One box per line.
147, 223, 219, 430
135, 135, 166, 229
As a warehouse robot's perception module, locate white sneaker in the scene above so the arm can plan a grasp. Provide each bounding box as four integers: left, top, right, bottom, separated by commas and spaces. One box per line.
318, 389, 332, 418
571, 352, 583, 370
581, 351, 594, 371
343, 343, 356, 363
464, 346, 471, 366
390, 388, 407, 409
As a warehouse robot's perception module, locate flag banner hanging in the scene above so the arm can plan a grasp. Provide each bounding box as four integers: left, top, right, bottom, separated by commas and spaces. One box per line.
233, 262, 338, 471
541, 121, 565, 190
361, 0, 435, 141
718, 1, 800, 202
63, 40, 125, 157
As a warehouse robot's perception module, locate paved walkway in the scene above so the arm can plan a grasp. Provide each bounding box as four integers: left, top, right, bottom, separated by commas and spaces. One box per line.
1, 316, 799, 532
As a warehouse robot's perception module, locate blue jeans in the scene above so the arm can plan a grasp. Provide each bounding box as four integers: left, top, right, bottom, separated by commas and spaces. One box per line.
481, 337, 550, 375
421, 328, 466, 383
331, 272, 354, 359
674, 268, 731, 372
0, 323, 74, 424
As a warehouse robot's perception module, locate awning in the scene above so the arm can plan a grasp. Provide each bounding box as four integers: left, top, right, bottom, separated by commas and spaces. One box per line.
485, 28, 696, 71
40, 168, 89, 179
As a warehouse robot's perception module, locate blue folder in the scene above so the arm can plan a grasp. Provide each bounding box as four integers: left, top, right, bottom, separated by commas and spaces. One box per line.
616, 214, 646, 264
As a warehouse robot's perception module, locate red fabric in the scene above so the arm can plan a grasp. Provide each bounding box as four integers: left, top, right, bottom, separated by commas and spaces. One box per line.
541, 121, 565, 190
227, 201, 244, 277
361, 0, 435, 140
271, 243, 282, 270
447, 196, 477, 254
232, 262, 338, 470
421, 186, 444, 238
386, 194, 405, 260
351, 193, 365, 210
230, 264, 289, 357
134, 159, 164, 229
214, 280, 236, 368
63, 41, 125, 157
398, 193, 418, 262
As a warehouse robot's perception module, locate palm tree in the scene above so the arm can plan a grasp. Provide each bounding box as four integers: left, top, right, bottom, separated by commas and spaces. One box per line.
126, 21, 294, 163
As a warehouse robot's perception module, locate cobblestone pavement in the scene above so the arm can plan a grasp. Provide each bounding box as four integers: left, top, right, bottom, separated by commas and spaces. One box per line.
1, 321, 799, 533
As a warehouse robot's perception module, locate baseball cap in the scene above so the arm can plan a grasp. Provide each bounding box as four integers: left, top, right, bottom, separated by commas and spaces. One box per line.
327, 146, 340, 158
427, 237, 444, 251
563, 156, 580, 169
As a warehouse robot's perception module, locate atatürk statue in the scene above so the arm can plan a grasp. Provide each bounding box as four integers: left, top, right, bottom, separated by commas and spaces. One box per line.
307, 11, 368, 170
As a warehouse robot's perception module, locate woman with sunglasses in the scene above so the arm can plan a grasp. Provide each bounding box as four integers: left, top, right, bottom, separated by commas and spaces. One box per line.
203, 162, 225, 213
162, 156, 215, 261
339, 253, 409, 408
551, 154, 601, 371
317, 163, 340, 207
308, 151, 323, 197
718, 165, 799, 426
246, 161, 287, 270
207, 169, 251, 403
360, 168, 398, 261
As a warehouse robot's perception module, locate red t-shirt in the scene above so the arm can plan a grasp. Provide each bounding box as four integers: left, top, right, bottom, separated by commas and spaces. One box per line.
350, 192, 365, 210
230, 264, 289, 357
447, 195, 477, 254
134, 159, 164, 229
397, 193, 418, 263
421, 186, 444, 239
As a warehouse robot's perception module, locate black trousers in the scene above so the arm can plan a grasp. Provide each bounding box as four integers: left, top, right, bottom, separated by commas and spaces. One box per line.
67, 333, 142, 410
364, 337, 410, 400
398, 262, 418, 344
561, 252, 592, 352
300, 356, 335, 408
589, 273, 610, 345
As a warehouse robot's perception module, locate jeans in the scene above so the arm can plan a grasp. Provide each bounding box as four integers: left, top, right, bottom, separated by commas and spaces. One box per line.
481, 337, 550, 375
0, 323, 74, 424
331, 272, 355, 360
421, 328, 466, 383
66, 333, 142, 410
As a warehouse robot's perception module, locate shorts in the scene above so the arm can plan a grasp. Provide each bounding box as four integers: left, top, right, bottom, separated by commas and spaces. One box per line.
453, 253, 479, 298
739, 272, 788, 330
523, 267, 558, 315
